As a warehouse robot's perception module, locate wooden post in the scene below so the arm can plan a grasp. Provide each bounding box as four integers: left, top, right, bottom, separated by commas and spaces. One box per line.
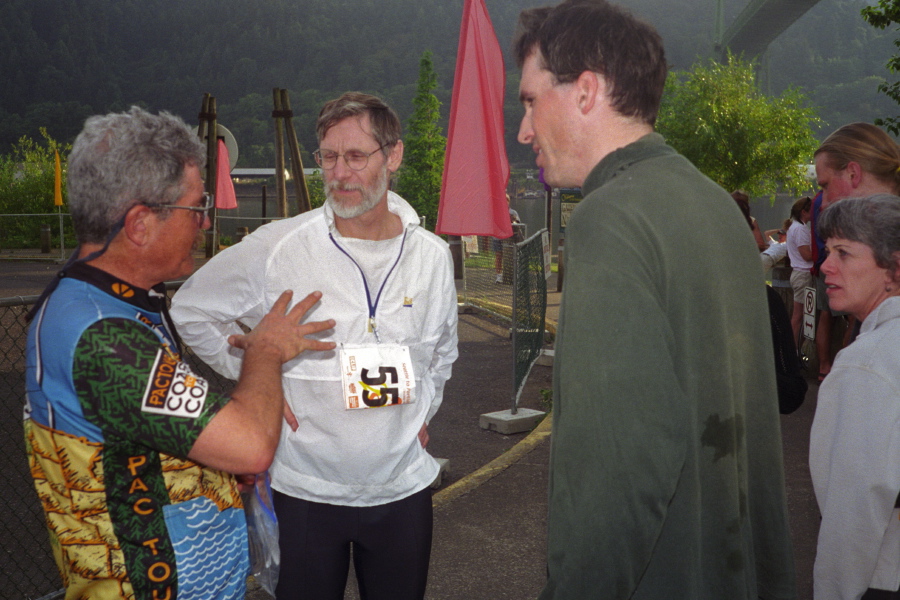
557, 238, 565, 292
545, 186, 552, 243
261, 184, 268, 225
198, 94, 210, 146
448, 235, 463, 280
280, 89, 312, 214
198, 94, 219, 258
546, 186, 559, 290
272, 88, 288, 218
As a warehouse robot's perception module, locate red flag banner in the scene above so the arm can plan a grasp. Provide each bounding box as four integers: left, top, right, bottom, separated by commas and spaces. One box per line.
435, 0, 510, 238
215, 139, 238, 209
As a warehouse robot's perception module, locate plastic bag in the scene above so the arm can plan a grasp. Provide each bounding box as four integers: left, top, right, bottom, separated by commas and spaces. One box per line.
245, 472, 280, 596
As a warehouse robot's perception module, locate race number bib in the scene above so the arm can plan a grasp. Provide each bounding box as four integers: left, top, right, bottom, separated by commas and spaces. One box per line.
340, 345, 415, 410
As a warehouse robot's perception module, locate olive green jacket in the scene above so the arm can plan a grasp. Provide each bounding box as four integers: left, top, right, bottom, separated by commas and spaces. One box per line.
542, 134, 796, 600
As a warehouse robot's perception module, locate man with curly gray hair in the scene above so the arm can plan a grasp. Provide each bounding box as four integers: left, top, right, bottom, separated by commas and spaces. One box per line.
24, 106, 335, 599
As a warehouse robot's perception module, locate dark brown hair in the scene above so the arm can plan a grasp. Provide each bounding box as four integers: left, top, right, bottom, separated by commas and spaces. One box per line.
790, 196, 812, 224
731, 190, 752, 230
514, 0, 667, 125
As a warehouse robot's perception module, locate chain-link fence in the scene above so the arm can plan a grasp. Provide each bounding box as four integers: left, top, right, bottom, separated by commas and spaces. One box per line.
457, 225, 527, 322
0, 283, 234, 600
457, 228, 549, 413
512, 230, 548, 409
0, 295, 58, 600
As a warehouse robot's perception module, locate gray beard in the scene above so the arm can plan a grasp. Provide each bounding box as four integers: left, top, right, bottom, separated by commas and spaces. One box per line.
325, 165, 389, 219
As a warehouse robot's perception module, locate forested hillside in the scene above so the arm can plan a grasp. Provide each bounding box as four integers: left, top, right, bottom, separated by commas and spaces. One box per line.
0, 0, 896, 167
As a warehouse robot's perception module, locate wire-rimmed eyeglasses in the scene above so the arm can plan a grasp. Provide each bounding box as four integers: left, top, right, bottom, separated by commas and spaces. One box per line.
144, 192, 214, 223
313, 144, 388, 171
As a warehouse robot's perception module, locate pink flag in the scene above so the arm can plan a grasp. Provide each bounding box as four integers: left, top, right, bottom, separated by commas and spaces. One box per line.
435, 0, 510, 238
216, 139, 238, 209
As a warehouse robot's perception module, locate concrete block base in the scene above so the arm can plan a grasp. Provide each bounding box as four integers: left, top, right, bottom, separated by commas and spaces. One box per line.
536, 348, 554, 367
479, 408, 547, 435
430, 457, 451, 489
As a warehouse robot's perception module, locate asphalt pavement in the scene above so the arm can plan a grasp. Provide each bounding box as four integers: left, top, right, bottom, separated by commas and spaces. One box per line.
2, 252, 820, 600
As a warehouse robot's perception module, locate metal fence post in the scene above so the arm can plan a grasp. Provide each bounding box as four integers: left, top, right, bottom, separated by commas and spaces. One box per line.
40, 224, 51, 253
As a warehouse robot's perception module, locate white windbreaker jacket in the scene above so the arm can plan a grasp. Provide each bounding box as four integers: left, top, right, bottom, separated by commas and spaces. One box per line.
171, 192, 458, 506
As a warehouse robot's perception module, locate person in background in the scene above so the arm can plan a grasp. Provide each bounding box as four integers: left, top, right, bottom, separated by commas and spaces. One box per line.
812, 123, 900, 380
171, 92, 458, 600
732, 189, 768, 251
514, 1, 796, 597
23, 106, 335, 599
494, 194, 521, 283
810, 194, 900, 599
786, 195, 814, 347
763, 220, 794, 316
733, 198, 807, 414
761, 224, 788, 273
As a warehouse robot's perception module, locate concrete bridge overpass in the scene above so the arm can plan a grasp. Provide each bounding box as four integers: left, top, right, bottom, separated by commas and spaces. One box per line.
720, 0, 823, 59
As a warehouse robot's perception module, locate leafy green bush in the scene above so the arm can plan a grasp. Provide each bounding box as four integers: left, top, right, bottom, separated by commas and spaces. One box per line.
0, 129, 74, 248
306, 171, 325, 210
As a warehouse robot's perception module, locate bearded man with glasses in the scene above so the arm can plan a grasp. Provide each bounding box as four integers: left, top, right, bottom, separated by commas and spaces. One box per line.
24, 106, 336, 599
171, 92, 459, 600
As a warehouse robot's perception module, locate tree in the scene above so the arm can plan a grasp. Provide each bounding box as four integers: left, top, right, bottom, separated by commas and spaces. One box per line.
0, 129, 74, 247
396, 51, 446, 230
862, 0, 900, 135
657, 53, 821, 200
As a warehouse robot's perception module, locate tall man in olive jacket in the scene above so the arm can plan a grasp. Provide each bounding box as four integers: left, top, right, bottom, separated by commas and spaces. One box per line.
514, 1, 796, 598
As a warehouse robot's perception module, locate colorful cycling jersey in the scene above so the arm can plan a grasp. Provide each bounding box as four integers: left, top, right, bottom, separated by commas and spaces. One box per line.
24, 262, 248, 600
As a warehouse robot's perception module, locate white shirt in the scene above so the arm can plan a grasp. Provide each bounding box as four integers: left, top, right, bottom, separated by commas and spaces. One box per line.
786, 220, 813, 272
171, 192, 458, 506
760, 241, 788, 273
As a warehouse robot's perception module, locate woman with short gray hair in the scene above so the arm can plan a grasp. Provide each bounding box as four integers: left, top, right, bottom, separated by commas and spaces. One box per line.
810, 194, 900, 599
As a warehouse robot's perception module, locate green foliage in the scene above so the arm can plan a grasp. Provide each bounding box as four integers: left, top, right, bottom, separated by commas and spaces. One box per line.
766, 0, 897, 137
396, 51, 446, 231
305, 171, 326, 210
657, 53, 821, 200
0, 0, 895, 170
0, 129, 75, 247
863, 0, 900, 28
539, 388, 553, 413
217, 93, 278, 168
862, 0, 900, 135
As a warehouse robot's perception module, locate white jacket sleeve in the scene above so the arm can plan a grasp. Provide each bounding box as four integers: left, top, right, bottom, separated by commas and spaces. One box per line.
425, 248, 459, 424
170, 236, 270, 381
811, 365, 900, 599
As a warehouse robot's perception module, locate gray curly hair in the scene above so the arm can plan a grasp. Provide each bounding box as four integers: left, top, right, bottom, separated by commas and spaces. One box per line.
817, 194, 900, 276
67, 106, 206, 244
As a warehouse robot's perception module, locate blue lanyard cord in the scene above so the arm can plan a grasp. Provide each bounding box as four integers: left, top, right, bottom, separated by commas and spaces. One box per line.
329, 229, 408, 340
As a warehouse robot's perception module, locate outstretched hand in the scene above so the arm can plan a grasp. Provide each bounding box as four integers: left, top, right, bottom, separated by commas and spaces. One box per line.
227, 290, 336, 363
